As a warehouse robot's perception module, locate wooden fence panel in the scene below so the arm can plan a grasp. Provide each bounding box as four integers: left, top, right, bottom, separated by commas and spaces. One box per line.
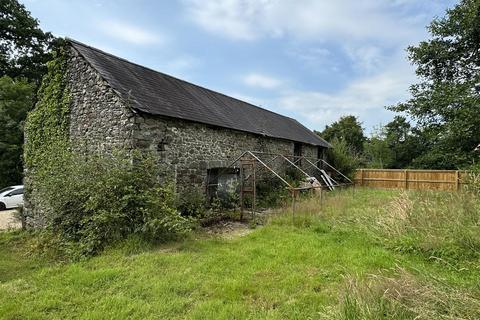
355, 169, 469, 191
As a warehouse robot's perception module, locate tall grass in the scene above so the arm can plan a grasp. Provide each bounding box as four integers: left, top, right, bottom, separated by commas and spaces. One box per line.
270, 187, 480, 319
376, 191, 480, 265
338, 268, 480, 320
281, 187, 480, 266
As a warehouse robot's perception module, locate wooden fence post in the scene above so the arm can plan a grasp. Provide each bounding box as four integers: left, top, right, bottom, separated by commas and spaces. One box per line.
455, 170, 459, 191
360, 169, 364, 186
404, 169, 408, 190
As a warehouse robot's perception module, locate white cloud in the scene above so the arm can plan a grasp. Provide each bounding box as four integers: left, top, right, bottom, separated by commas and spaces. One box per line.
181, 0, 451, 131
243, 73, 283, 89
344, 45, 386, 74
182, 0, 428, 45
182, 0, 267, 40
276, 53, 415, 129
98, 20, 163, 45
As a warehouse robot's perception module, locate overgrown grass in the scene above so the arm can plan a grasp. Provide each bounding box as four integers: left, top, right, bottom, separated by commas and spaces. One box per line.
337, 268, 480, 320
0, 188, 479, 319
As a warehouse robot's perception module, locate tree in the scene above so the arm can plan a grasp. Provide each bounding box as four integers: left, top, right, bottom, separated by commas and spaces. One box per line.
0, 0, 58, 187
317, 115, 366, 154
325, 138, 360, 180
383, 116, 426, 169
389, 0, 480, 169
0, 76, 34, 187
363, 126, 394, 168
0, 0, 57, 84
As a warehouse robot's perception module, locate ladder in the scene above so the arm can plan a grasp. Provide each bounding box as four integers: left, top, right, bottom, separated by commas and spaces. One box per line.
239, 157, 256, 219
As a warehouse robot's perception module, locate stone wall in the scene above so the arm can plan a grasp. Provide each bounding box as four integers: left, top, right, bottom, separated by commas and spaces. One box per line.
132, 113, 323, 192
67, 47, 136, 153
64, 46, 325, 190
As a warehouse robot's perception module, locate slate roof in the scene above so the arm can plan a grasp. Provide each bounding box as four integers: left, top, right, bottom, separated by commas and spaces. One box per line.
68, 39, 331, 148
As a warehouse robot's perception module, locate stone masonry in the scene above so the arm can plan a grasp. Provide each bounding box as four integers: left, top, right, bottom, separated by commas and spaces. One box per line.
65, 47, 325, 192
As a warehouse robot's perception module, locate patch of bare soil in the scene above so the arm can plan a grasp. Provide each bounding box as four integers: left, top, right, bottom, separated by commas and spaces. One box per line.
0, 210, 21, 230
203, 220, 255, 240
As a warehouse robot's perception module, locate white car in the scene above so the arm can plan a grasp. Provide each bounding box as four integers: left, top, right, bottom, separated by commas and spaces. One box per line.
0, 185, 24, 210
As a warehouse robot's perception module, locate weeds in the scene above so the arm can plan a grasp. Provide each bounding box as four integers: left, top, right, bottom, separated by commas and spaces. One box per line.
269, 188, 480, 318
338, 268, 480, 320
376, 191, 480, 265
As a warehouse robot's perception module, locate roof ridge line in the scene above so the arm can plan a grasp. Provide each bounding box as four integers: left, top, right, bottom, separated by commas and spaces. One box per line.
65, 38, 330, 148
65, 38, 301, 121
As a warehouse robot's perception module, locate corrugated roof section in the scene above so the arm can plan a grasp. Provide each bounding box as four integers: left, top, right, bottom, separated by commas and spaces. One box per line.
68, 39, 331, 147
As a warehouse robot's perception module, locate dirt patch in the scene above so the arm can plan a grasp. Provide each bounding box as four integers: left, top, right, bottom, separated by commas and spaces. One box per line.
203, 220, 255, 240
0, 210, 21, 230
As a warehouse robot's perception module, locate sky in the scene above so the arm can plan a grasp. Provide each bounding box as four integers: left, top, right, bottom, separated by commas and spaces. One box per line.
23, 0, 457, 134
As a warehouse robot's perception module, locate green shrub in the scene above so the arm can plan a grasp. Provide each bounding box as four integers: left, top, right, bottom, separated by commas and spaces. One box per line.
326, 138, 361, 180
36, 150, 191, 258
177, 185, 241, 225
176, 186, 207, 218
285, 167, 304, 186
256, 175, 290, 208
176, 187, 206, 218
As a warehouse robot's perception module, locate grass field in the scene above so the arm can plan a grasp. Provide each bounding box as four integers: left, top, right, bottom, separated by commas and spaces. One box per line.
0, 188, 479, 319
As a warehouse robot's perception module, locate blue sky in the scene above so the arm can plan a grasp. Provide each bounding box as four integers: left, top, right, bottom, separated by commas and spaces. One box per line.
23, 0, 456, 134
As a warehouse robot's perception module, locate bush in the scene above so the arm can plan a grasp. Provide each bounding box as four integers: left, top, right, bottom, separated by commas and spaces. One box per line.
176, 186, 207, 218
177, 185, 241, 225
256, 175, 290, 208
36, 150, 191, 258
326, 138, 361, 180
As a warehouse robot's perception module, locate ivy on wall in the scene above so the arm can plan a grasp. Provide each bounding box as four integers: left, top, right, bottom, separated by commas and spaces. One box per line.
24, 49, 71, 173
23, 48, 71, 220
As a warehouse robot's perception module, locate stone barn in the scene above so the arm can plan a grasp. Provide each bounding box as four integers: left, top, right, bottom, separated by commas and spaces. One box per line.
26, 39, 331, 215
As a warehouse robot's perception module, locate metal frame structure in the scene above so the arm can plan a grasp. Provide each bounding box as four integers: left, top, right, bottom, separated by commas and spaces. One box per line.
205, 150, 354, 218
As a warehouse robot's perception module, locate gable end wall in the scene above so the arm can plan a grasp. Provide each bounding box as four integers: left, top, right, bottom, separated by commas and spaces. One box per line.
67, 47, 136, 152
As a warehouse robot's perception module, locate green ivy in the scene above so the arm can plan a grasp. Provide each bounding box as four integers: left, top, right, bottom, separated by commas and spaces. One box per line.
24, 49, 70, 171
23, 49, 190, 258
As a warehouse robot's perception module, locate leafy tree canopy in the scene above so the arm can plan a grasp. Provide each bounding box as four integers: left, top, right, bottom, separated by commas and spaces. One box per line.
0, 0, 57, 84
0, 75, 34, 186
0, 0, 58, 187
389, 0, 480, 169
363, 126, 394, 169
383, 116, 427, 169
317, 115, 366, 154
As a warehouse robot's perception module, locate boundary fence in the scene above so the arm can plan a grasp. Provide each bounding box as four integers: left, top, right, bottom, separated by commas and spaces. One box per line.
354, 169, 469, 191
